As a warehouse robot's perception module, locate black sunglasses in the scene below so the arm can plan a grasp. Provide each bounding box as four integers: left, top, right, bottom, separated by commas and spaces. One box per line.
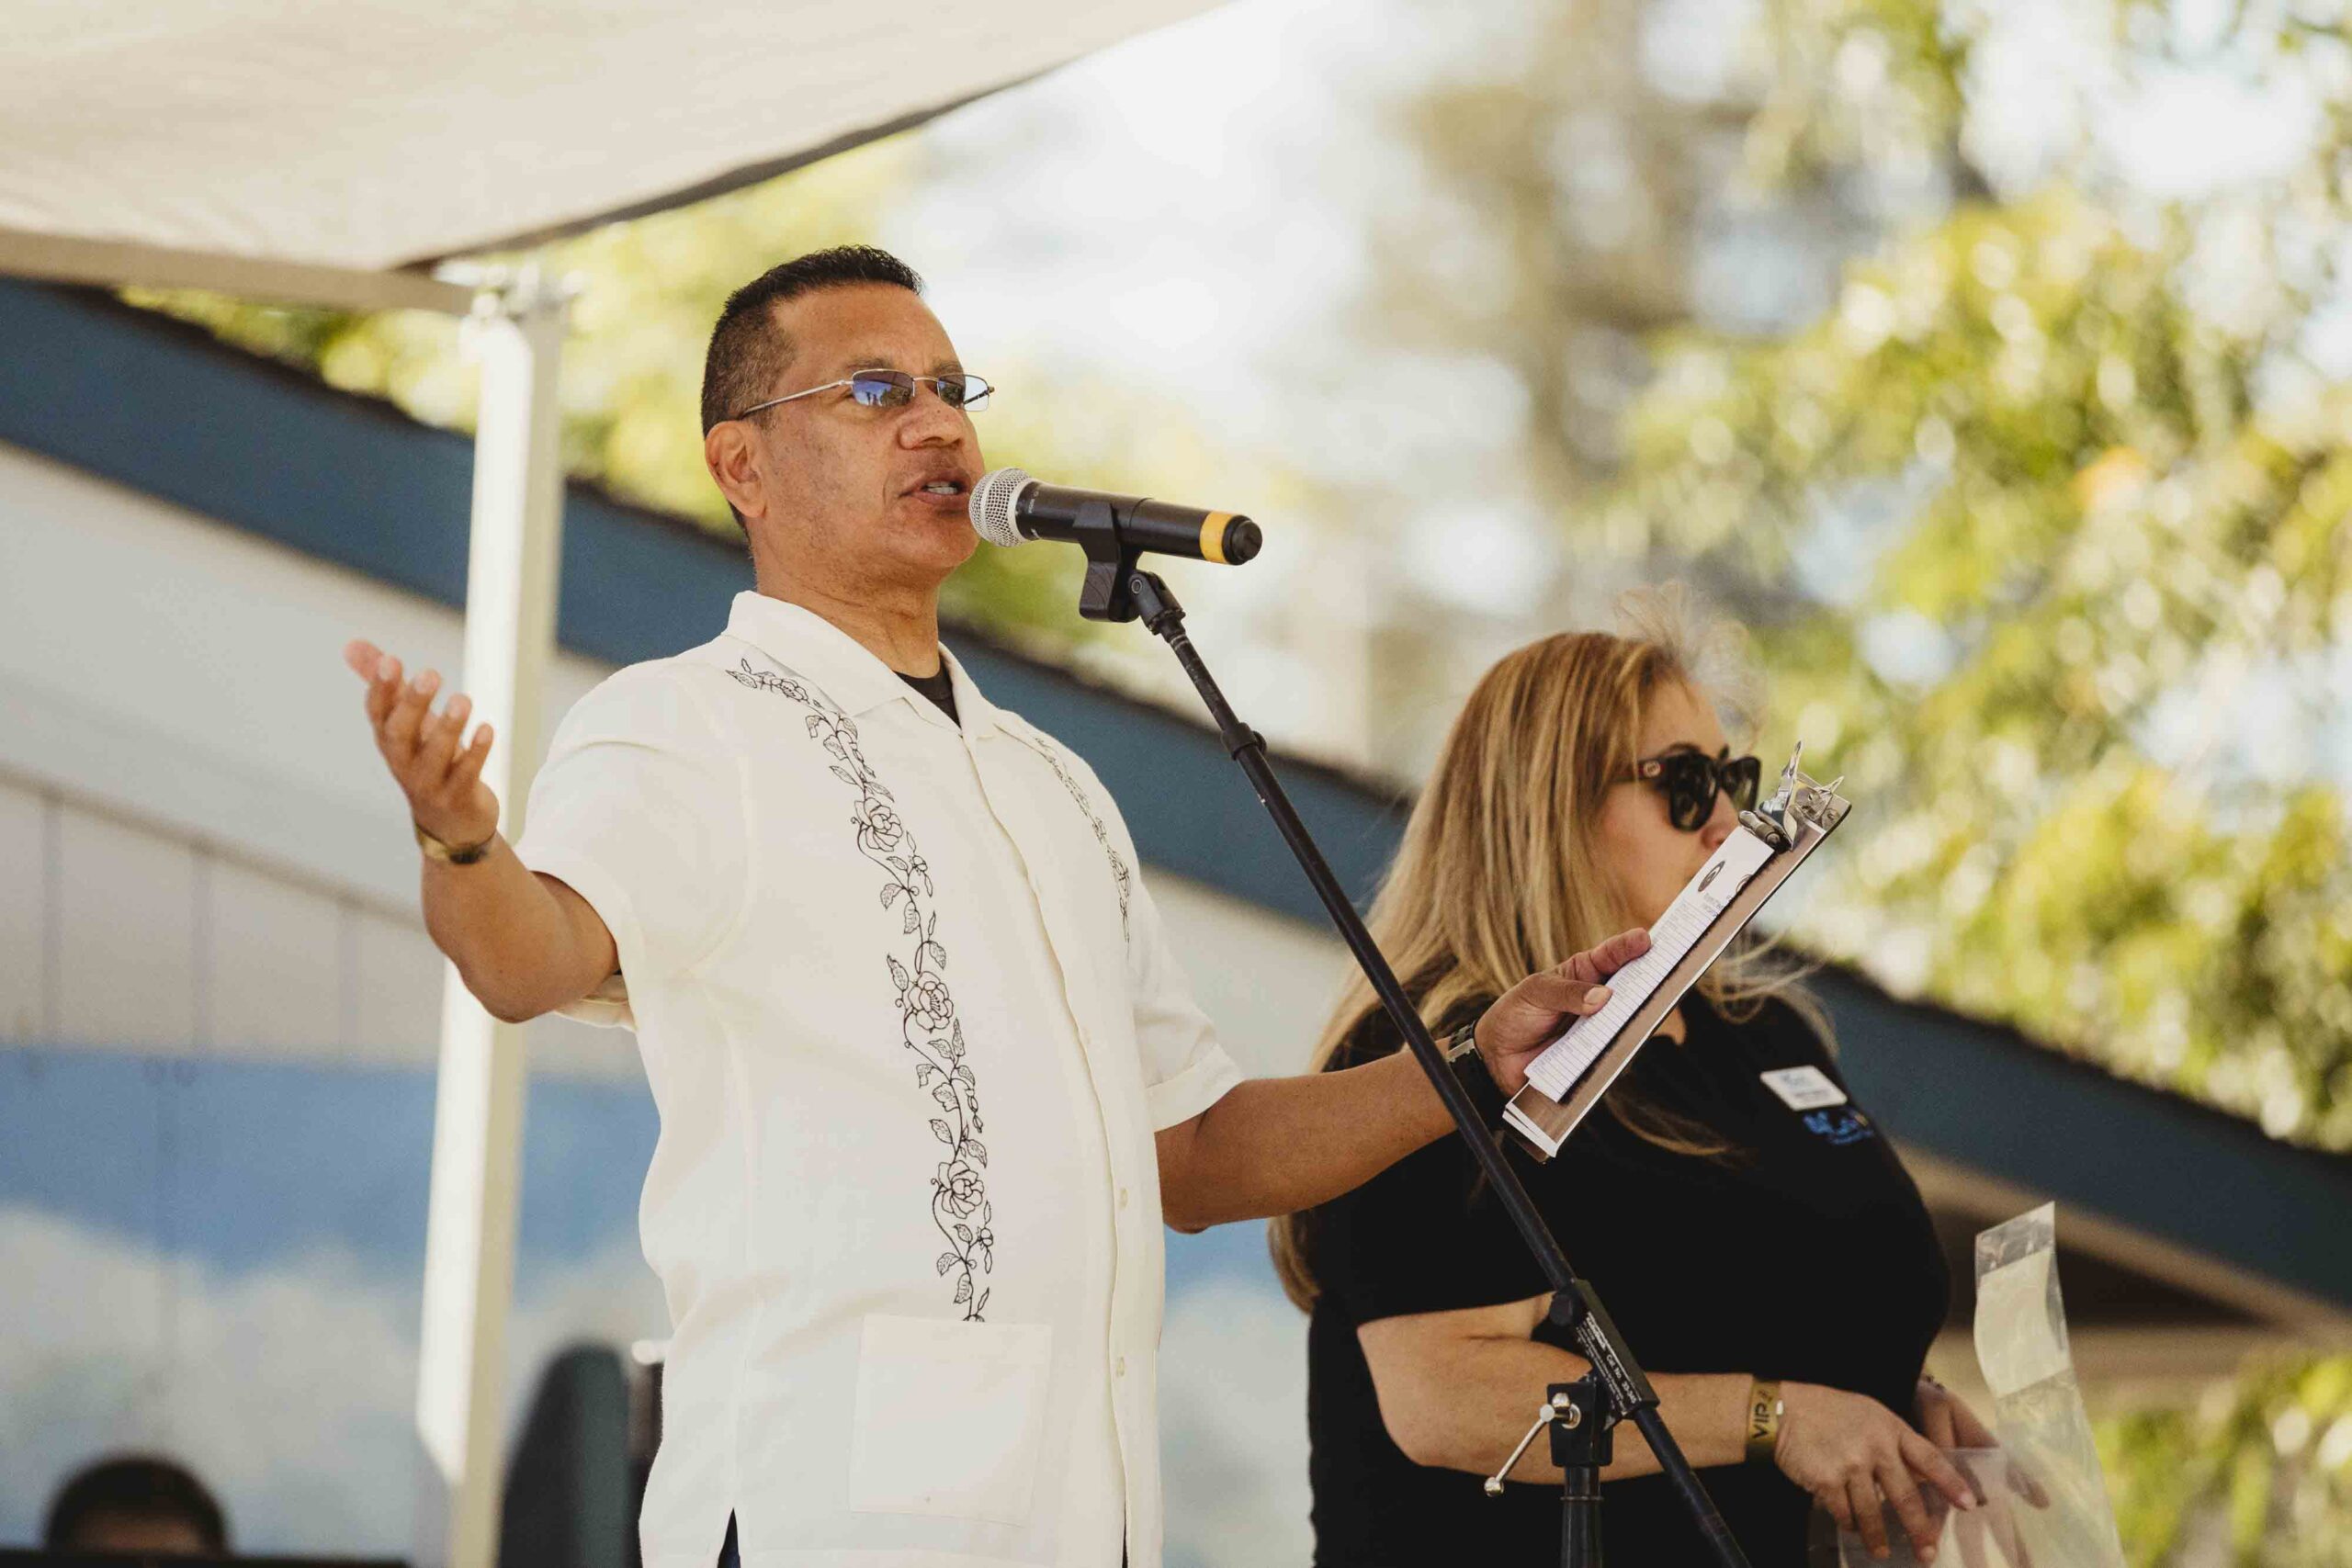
1624, 748, 1761, 832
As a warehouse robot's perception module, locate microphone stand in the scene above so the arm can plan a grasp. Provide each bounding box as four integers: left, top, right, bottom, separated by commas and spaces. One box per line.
1071, 537, 1751, 1568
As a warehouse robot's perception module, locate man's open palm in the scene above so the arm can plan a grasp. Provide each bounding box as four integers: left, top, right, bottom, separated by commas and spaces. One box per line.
345, 639, 500, 846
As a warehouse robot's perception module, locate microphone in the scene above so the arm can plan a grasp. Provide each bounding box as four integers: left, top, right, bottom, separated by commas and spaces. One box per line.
968, 468, 1261, 565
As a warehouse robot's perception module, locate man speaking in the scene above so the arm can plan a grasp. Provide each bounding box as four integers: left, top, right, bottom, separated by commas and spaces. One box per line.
343, 247, 1643, 1568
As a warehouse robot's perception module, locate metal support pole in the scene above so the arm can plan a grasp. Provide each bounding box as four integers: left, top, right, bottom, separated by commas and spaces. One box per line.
414, 271, 569, 1568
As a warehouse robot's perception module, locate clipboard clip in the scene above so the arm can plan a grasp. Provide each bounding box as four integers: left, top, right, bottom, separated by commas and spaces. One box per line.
1737, 740, 1847, 853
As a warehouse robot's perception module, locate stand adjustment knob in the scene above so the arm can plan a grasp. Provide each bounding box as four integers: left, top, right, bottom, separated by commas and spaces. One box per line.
1485, 1393, 1572, 1497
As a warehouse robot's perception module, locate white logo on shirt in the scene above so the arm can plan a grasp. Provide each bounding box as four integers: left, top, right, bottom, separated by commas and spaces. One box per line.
1760, 1065, 1848, 1111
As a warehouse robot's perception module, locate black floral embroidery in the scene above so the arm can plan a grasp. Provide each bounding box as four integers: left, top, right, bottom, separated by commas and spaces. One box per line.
1024, 736, 1133, 939
726, 655, 996, 1320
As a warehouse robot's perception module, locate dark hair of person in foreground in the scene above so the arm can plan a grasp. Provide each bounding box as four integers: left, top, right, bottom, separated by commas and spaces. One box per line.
43, 1453, 230, 1556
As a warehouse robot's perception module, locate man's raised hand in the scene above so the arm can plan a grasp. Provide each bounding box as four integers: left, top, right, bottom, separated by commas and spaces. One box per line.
345, 638, 500, 848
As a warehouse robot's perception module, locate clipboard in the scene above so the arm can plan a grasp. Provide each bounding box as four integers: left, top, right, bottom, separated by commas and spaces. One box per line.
1500, 744, 1852, 1162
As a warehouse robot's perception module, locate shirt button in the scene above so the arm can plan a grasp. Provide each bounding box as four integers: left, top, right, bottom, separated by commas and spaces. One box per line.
1116, 1356, 1127, 1378
1117, 1186, 1130, 1210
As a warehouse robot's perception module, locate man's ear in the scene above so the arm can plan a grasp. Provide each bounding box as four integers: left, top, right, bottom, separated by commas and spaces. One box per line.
705, 422, 768, 523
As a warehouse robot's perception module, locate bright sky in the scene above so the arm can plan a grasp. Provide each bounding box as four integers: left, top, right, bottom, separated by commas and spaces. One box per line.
890, 0, 1546, 535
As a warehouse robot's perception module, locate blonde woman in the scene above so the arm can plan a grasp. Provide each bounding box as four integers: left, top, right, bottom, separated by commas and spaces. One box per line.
1276, 599, 1987, 1567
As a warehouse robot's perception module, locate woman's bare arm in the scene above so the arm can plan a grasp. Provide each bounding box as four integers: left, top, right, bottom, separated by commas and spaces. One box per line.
1358, 1296, 1977, 1561
1357, 1295, 1750, 1483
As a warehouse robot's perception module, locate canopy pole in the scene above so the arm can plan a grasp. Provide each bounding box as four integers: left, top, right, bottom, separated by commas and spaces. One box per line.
415, 271, 570, 1568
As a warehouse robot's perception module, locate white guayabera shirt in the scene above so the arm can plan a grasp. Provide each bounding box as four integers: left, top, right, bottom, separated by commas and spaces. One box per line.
515, 592, 1241, 1568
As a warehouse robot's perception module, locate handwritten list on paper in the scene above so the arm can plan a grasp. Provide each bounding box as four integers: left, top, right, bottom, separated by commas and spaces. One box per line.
1522, 829, 1777, 1102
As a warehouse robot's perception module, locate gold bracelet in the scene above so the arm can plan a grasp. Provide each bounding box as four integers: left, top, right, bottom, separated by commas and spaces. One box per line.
1744, 1378, 1783, 1464
413, 819, 497, 865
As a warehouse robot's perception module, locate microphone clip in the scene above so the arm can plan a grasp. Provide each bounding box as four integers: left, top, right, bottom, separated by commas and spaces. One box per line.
1069, 494, 1149, 623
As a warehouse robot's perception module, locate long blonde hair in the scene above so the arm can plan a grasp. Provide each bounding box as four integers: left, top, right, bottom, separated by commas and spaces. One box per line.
1270, 589, 1822, 1311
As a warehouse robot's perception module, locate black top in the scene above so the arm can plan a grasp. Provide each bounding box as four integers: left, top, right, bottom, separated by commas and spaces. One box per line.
897, 665, 958, 724
1303, 989, 1949, 1567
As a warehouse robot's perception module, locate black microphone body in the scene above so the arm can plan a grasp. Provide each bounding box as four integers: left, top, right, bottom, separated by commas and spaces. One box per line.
968, 468, 1261, 565
1011, 482, 1261, 565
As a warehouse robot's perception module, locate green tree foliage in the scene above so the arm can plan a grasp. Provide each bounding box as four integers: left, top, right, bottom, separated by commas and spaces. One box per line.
1620, 186, 2352, 1152
2102, 1355, 2352, 1566
1373, 0, 2352, 1144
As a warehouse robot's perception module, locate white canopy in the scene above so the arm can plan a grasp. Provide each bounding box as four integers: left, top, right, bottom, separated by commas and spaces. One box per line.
2, 0, 1219, 288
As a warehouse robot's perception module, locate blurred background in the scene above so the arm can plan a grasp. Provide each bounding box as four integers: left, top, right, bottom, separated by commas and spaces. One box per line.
5, 0, 2352, 1562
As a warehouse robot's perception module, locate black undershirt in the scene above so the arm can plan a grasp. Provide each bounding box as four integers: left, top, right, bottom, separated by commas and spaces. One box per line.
897, 665, 958, 724
1302, 990, 1949, 1567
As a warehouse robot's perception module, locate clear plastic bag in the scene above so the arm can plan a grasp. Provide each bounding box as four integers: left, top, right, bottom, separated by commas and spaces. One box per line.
1964, 1203, 2126, 1568
1815, 1204, 2130, 1566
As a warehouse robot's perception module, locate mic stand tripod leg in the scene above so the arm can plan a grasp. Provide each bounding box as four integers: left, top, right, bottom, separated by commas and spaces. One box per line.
1552, 1371, 1613, 1568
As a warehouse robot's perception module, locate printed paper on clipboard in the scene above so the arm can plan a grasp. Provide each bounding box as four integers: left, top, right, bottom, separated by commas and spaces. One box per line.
1501, 744, 1852, 1161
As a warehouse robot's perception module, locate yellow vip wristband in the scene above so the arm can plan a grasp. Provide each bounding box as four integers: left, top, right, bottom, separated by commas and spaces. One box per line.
1745, 1378, 1783, 1464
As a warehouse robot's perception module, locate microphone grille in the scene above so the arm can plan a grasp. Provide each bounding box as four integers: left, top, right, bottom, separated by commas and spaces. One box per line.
968, 467, 1035, 547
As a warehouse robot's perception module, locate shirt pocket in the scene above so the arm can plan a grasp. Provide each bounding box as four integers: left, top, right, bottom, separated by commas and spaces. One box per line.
845, 1314, 1054, 1524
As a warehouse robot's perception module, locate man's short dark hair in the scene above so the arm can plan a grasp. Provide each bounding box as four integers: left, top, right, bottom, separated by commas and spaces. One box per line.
43, 1453, 230, 1552
699, 245, 925, 436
